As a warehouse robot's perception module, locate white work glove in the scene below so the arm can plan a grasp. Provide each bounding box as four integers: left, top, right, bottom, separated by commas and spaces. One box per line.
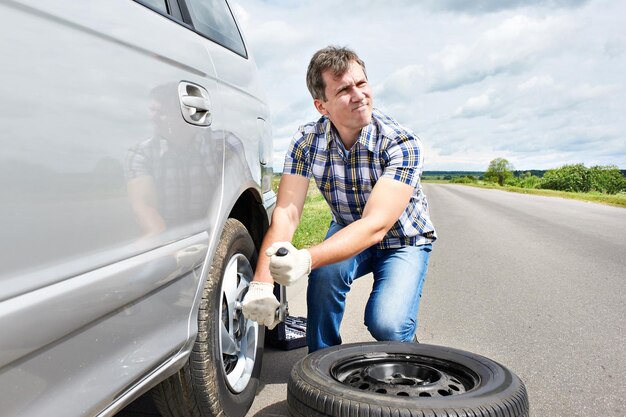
241, 282, 280, 330
266, 242, 312, 286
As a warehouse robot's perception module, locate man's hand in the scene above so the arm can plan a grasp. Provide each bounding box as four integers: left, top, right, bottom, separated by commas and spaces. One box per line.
266, 242, 312, 286
241, 282, 280, 329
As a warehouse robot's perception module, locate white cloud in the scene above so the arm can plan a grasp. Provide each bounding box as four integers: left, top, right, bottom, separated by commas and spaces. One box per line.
428, 15, 574, 91
376, 65, 426, 101
517, 75, 554, 91
250, 20, 307, 48
568, 83, 617, 101
424, 0, 590, 14
453, 89, 496, 118
604, 36, 626, 58
233, 0, 626, 171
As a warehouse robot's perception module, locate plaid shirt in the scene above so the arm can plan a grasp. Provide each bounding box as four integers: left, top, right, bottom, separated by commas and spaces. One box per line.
283, 109, 436, 248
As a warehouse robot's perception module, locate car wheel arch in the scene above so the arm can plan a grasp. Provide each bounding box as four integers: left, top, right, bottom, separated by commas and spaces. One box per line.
229, 188, 270, 250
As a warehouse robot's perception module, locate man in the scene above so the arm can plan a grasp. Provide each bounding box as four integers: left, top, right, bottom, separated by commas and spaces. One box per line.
242, 46, 436, 352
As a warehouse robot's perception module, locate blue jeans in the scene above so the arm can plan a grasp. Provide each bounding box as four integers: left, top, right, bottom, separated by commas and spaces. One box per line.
306, 221, 432, 352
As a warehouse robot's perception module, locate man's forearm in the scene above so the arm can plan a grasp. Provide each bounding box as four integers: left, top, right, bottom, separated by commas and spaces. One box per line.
308, 177, 415, 269
253, 227, 288, 283
307, 216, 384, 269
254, 174, 309, 283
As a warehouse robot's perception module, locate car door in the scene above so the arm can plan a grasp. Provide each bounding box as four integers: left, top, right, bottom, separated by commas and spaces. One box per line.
0, 1, 225, 415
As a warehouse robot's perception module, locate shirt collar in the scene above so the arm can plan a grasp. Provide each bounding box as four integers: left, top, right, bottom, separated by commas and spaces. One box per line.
358, 119, 378, 152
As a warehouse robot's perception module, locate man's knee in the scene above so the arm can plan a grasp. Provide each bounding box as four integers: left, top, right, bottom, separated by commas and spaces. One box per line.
365, 316, 416, 341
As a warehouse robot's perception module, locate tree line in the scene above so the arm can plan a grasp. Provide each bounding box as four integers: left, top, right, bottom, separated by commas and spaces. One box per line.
450, 158, 626, 195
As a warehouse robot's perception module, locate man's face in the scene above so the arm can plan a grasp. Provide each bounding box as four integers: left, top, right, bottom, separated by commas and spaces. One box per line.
314, 60, 373, 144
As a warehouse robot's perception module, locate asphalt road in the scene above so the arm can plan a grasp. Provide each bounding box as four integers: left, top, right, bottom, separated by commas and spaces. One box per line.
415, 184, 626, 417
119, 183, 626, 417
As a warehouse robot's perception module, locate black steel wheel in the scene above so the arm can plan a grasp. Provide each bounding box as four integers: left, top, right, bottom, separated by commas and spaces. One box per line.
153, 219, 263, 417
288, 342, 529, 417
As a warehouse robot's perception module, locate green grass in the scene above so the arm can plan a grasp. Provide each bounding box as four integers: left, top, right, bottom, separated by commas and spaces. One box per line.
272, 176, 332, 248
293, 184, 333, 248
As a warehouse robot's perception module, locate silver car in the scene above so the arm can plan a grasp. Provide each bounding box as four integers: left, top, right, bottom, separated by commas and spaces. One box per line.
0, 1, 275, 416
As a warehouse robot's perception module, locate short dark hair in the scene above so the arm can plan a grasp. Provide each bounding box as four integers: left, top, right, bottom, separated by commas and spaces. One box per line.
306, 46, 367, 101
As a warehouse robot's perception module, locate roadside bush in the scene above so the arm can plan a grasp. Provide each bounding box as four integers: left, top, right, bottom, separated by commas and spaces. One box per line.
541, 163, 590, 192
450, 176, 477, 184
588, 165, 626, 194
541, 164, 626, 194
517, 172, 542, 189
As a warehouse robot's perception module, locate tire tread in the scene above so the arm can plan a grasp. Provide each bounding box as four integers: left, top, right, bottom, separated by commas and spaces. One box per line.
288, 342, 529, 417
152, 219, 261, 417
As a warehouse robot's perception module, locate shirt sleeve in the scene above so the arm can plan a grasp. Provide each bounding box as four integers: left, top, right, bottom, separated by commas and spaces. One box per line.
282, 132, 312, 178
381, 134, 423, 187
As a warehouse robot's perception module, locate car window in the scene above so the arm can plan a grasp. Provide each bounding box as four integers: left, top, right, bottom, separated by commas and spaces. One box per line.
137, 0, 168, 14
185, 0, 246, 57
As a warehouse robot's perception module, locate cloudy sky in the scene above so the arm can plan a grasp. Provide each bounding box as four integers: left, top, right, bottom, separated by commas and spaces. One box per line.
231, 0, 625, 172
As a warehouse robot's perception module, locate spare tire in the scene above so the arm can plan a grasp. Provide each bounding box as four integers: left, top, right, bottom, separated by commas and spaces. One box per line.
288, 342, 529, 417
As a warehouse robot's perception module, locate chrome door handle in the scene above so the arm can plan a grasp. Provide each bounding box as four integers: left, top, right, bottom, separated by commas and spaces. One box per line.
178, 81, 212, 126
181, 95, 211, 112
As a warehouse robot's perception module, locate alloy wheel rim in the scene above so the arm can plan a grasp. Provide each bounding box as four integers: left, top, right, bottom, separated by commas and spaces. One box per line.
219, 253, 257, 393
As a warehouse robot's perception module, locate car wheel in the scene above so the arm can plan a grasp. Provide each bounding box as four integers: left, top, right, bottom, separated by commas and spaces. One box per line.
153, 218, 263, 417
288, 342, 529, 417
